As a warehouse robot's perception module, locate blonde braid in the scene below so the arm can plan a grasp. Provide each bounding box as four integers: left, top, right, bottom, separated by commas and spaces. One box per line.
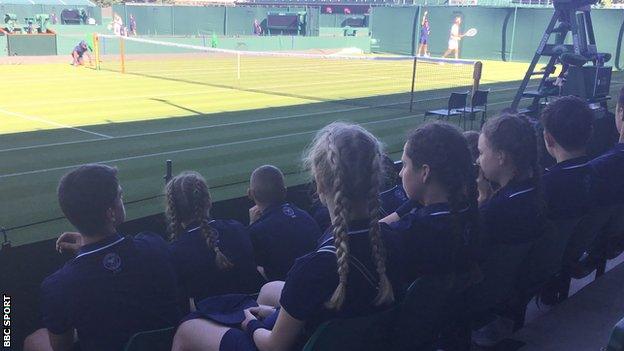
165, 179, 184, 241
325, 141, 351, 311
367, 152, 394, 306
199, 217, 233, 270
326, 187, 351, 310
190, 177, 233, 271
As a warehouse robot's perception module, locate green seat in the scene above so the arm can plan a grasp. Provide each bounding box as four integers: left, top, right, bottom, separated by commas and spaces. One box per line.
394, 275, 459, 351
607, 317, 624, 351
123, 327, 175, 351
302, 307, 397, 351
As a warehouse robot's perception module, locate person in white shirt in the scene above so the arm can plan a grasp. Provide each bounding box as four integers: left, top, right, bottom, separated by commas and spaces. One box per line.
443, 16, 464, 59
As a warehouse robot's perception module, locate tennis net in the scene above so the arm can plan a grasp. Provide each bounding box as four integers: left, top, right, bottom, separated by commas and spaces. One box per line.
95, 34, 479, 111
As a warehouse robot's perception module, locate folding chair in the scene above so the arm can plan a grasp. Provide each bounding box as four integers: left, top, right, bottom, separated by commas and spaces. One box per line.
459, 89, 489, 129
424, 92, 468, 127
123, 327, 175, 351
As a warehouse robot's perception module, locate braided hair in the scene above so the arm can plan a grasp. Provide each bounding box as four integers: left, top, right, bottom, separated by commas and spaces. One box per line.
304, 122, 394, 310
165, 171, 233, 270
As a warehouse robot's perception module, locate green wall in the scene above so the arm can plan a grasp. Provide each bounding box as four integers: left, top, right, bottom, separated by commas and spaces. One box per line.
319, 27, 370, 36
370, 5, 624, 64
319, 14, 367, 28
0, 36, 7, 56
7, 34, 57, 55
112, 4, 316, 36
370, 6, 419, 55
3, 6, 623, 65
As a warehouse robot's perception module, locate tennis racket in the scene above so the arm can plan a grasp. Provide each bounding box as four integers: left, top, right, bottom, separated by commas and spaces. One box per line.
464, 28, 478, 37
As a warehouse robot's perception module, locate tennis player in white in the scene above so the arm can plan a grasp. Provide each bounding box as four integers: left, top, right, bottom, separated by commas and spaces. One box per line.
443, 17, 463, 59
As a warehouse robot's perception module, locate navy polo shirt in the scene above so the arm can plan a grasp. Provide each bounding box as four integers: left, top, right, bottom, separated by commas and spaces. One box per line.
310, 201, 332, 234
312, 189, 415, 234
386, 203, 476, 280
590, 143, 624, 207
420, 26, 430, 41
543, 156, 595, 220
249, 203, 320, 281
387, 198, 422, 232
40, 233, 181, 351
279, 220, 403, 333
73, 44, 88, 56
379, 185, 410, 217
480, 179, 545, 246
169, 219, 263, 302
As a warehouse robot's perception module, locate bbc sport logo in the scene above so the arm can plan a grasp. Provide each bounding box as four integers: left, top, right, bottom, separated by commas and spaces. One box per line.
3, 294, 10, 348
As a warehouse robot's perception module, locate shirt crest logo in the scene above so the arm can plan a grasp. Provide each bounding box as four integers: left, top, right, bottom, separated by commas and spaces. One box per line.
102, 252, 122, 273
282, 206, 296, 218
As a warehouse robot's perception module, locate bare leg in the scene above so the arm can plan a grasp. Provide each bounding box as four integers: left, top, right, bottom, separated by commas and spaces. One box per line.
172, 319, 229, 351
455, 49, 459, 60
257, 281, 285, 307
442, 49, 452, 58
23, 329, 54, 351
423, 44, 429, 56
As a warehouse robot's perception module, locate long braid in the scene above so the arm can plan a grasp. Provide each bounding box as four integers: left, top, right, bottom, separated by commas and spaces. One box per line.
166, 171, 234, 270
199, 216, 233, 270
190, 177, 234, 271
165, 179, 184, 241
367, 151, 395, 306
305, 122, 395, 311
325, 141, 351, 310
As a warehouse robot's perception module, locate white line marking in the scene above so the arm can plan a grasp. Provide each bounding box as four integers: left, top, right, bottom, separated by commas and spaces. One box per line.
0, 105, 379, 153
0, 84, 533, 153
4, 78, 616, 178
0, 112, 422, 179
0, 108, 113, 139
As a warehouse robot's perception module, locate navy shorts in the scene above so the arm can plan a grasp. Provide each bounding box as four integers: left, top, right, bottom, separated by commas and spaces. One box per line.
220, 329, 257, 351
419, 38, 428, 45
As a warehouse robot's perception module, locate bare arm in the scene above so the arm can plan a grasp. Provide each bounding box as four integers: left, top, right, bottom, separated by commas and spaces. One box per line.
379, 212, 400, 225
249, 308, 305, 351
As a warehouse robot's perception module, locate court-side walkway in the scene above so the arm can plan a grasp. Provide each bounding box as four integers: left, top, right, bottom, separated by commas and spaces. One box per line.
514, 254, 624, 350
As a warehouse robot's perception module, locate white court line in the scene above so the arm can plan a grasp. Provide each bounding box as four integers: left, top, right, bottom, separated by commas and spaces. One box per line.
6, 81, 598, 178
0, 84, 534, 154
0, 108, 113, 139
3, 69, 410, 109
0, 105, 376, 153
0, 112, 424, 179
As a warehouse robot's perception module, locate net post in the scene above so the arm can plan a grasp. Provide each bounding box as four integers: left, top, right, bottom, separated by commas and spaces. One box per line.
472, 61, 483, 102
409, 56, 417, 113
120, 36, 126, 74
93, 33, 100, 70
164, 160, 173, 184
236, 52, 241, 80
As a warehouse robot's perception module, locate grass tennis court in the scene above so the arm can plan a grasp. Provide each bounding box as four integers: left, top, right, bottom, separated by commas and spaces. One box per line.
0, 56, 621, 247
